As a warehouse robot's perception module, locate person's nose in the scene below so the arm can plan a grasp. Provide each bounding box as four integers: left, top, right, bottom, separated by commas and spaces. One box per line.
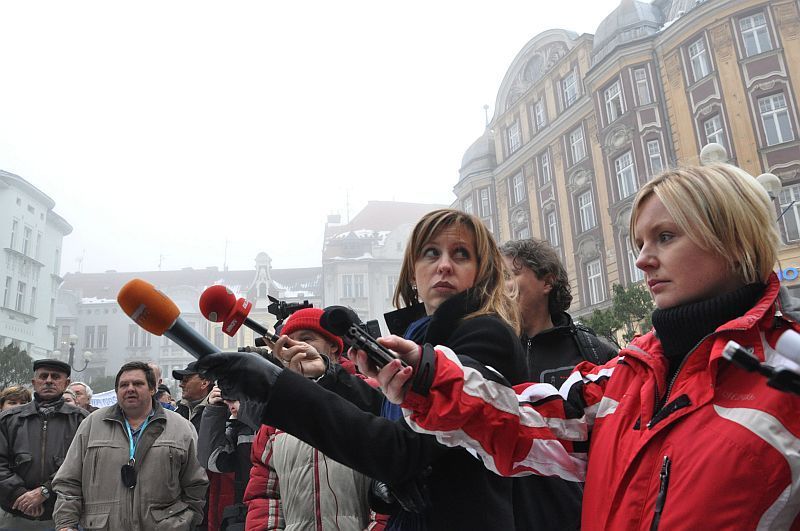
635, 243, 657, 271
437, 254, 453, 274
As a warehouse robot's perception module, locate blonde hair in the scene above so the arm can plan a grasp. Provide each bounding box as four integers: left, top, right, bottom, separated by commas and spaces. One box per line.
393, 209, 520, 333
630, 164, 777, 284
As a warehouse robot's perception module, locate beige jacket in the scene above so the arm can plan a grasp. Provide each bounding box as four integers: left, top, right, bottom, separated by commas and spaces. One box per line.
52, 401, 208, 530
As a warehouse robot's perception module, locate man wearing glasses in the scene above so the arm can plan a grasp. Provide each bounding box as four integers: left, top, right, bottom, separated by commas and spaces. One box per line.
0, 359, 86, 530
51, 361, 208, 531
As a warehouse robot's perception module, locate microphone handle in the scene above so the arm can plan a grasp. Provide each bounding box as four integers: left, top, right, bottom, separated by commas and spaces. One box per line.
165, 318, 220, 359
245, 317, 280, 342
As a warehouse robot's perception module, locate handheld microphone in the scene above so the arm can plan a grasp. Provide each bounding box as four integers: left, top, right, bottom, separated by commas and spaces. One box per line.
199, 285, 279, 342
320, 306, 406, 368
118, 278, 219, 359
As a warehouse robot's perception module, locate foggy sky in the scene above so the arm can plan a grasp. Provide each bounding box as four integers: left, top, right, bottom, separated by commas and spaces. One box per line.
0, 0, 622, 274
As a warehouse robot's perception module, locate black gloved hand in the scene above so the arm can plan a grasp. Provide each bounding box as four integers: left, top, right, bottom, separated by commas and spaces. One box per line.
195, 351, 283, 403
388, 471, 432, 514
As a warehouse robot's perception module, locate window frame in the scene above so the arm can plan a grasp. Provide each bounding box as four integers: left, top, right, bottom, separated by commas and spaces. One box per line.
614, 150, 637, 200
740, 12, 772, 57
512, 172, 525, 204
647, 140, 664, 175
703, 114, 725, 146
539, 150, 552, 185
562, 70, 578, 107
507, 121, 522, 154
586, 259, 605, 305
577, 190, 596, 232
569, 126, 587, 164
759, 93, 795, 146
688, 37, 710, 81
604, 80, 624, 123
779, 184, 800, 242
634, 68, 651, 105
546, 211, 559, 247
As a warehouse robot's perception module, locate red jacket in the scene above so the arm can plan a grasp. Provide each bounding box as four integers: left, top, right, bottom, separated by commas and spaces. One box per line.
403, 274, 800, 530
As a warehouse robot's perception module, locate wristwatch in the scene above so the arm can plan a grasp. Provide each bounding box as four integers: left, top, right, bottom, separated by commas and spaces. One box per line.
39, 485, 50, 499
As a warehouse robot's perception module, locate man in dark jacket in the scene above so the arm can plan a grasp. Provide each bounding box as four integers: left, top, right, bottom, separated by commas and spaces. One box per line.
501, 239, 618, 530
0, 359, 87, 530
174, 360, 234, 531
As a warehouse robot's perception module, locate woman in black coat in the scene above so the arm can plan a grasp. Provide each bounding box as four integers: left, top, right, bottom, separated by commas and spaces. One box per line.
201, 209, 527, 530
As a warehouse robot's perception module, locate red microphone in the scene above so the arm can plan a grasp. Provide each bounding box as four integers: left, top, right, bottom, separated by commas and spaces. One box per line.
199, 285, 278, 341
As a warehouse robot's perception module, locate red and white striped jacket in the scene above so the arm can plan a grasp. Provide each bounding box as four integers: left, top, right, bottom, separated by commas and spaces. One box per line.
402, 274, 800, 530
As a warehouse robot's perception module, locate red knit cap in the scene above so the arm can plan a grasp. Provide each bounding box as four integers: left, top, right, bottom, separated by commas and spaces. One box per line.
281, 308, 344, 354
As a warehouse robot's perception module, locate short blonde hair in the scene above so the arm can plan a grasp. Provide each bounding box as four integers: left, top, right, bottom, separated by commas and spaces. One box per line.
630, 164, 777, 284
393, 209, 520, 333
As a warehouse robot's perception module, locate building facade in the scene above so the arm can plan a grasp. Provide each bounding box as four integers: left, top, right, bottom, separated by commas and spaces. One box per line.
0, 169, 72, 358
322, 201, 445, 331
455, 0, 800, 317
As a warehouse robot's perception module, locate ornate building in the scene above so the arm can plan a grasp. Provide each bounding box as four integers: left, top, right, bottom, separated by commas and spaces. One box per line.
455, 0, 800, 317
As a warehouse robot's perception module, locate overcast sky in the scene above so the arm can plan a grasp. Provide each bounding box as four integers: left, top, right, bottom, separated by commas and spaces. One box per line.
0, 0, 622, 274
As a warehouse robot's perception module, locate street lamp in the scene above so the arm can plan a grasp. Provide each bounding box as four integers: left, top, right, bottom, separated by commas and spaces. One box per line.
65, 334, 91, 373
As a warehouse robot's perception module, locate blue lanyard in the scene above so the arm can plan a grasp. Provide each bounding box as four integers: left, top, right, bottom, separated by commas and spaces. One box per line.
123, 412, 152, 465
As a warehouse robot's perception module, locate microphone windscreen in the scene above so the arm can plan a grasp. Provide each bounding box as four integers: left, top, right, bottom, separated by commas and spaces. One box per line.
117, 278, 180, 336
199, 285, 237, 323
320, 306, 360, 336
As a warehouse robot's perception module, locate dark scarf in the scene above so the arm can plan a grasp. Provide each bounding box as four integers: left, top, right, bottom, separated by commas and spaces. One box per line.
652, 283, 765, 380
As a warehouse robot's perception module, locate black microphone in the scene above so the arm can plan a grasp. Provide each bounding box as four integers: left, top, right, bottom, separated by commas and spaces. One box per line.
118, 278, 219, 359
320, 306, 406, 368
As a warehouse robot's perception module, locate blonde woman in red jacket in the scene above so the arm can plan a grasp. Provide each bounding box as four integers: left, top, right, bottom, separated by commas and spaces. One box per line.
366, 164, 800, 530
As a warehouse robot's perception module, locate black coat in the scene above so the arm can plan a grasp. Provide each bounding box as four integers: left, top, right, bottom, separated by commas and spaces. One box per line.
263, 291, 526, 530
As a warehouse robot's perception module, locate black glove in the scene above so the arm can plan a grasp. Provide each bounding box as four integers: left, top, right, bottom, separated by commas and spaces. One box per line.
196, 351, 283, 403
388, 471, 432, 514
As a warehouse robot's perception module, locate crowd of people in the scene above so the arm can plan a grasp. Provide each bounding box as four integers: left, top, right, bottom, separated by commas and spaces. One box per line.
0, 162, 797, 530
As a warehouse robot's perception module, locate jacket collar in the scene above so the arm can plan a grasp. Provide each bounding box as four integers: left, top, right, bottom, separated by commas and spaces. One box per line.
104, 398, 166, 425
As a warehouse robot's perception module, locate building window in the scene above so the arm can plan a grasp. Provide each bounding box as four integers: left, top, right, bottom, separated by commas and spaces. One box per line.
342, 275, 353, 298
578, 191, 596, 232
512, 172, 525, 204
539, 150, 552, 185
759, 94, 795, 146
128, 324, 139, 347
98, 326, 108, 349
10, 220, 18, 250
626, 239, 645, 282
61, 325, 70, 340
462, 198, 474, 215
143, 332, 151, 348
35, 232, 42, 260
740, 13, 772, 57
514, 226, 531, 239
562, 70, 578, 107
615, 151, 637, 199
3, 277, 11, 308
386, 275, 397, 299
604, 80, 624, 123
647, 140, 664, 175
688, 37, 710, 81
534, 99, 546, 130
15, 282, 25, 312
354, 274, 365, 298
547, 211, 559, 247
779, 184, 800, 242
507, 121, 521, 154
85, 326, 95, 349
569, 126, 586, 164
29, 287, 36, 315
586, 259, 605, 305
634, 68, 651, 105
703, 114, 725, 146
22, 227, 31, 256
480, 188, 492, 216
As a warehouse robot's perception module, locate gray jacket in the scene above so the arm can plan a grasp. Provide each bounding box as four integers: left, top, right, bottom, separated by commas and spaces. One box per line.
0, 397, 88, 520
52, 401, 208, 530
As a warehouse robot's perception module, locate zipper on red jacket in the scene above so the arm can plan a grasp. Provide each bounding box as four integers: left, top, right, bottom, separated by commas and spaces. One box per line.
650, 455, 671, 531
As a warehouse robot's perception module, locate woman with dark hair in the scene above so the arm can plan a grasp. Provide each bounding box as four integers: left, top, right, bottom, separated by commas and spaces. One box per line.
198, 208, 528, 529
368, 164, 800, 530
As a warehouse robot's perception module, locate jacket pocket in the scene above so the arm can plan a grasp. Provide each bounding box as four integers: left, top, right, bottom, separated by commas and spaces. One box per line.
82, 512, 110, 530
12, 452, 32, 474
151, 500, 193, 531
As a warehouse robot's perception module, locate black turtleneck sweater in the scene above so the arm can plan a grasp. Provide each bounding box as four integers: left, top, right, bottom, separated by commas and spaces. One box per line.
651, 282, 766, 381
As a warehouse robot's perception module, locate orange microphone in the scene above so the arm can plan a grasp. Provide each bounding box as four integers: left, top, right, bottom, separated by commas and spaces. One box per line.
118, 278, 219, 359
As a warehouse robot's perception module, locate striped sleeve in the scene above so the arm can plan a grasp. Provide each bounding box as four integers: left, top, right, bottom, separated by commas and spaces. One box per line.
401, 346, 616, 482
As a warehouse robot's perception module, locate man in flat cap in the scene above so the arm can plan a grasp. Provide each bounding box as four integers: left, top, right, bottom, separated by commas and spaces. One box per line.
0, 358, 87, 530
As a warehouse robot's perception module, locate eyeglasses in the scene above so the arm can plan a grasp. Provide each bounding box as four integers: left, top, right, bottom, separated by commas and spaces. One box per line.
121, 460, 137, 489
